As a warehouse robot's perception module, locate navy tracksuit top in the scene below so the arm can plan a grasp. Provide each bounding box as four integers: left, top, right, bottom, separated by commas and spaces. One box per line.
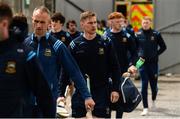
104, 29, 138, 73
24, 32, 91, 100
0, 39, 55, 117
68, 34, 120, 91
136, 28, 167, 63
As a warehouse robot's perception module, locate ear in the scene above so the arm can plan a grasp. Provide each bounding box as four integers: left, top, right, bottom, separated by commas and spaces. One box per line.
32, 16, 34, 22
0, 19, 10, 40
110, 19, 113, 24
80, 21, 84, 29
1, 19, 9, 28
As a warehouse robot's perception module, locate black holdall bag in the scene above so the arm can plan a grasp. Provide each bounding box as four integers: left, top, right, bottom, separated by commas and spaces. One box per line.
120, 77, 142, 112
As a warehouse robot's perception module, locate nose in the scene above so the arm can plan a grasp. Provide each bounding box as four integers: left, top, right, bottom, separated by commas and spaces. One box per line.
92, 22, 97, 27
37, 22, 43, 28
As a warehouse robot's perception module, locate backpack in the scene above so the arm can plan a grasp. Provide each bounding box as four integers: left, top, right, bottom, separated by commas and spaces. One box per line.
120, 77, 142, 112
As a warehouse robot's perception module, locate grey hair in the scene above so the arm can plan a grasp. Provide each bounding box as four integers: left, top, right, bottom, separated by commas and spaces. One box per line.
33, 6, 50, 15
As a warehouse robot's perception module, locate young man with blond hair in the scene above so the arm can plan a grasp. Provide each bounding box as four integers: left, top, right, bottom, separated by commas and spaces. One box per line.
137, 16, 167, 116
61, 11, 121, 118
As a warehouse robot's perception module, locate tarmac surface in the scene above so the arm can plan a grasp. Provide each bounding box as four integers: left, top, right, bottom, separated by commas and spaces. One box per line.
123, 75, 180, 119
64, 75, 180, 118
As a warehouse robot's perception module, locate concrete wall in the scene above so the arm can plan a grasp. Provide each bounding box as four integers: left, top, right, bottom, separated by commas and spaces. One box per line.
154, 0, 180, 73
154, 0, 180, 29
55, 0, 113, 30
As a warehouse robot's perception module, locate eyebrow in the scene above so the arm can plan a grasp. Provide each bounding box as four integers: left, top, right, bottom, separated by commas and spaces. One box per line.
34, 19, 46, 23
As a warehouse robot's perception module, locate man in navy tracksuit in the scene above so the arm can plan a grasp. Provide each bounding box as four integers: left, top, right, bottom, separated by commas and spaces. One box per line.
50, 12, 72, 46
0, 3, 55, 117
136, 16, 167, 116
50, 14, 77, 109
66, 20, 81, 40
104, 12, 138, 118
24, 6, 95, 117
105, 12, 138, 74
61, 11, 120, 118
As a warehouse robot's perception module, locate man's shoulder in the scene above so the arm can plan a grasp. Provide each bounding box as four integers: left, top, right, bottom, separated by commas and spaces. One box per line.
136, 29, 143, 36
96, 34, 112, 47
43, 32, 64, 46
19, 43, 36, 61
121, 29, 131, 39
60, 30, 71, 38
69, 35, 86, 50
152, 29, 160, 35
24, 33, 34, 46
100, 34, 111, 42
48, 34, 66, 53
103, 29, 111, 37
72, 35, 83, 42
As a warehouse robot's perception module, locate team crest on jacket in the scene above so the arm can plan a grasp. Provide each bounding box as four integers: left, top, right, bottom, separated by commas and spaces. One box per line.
123, 37, 127, 42
5, 61, 16, 74
61, 37, 66, 42
98, 48, 104, 55
44, 48, 51, 56
151, 36, 155, 41
17, 48, 24, 53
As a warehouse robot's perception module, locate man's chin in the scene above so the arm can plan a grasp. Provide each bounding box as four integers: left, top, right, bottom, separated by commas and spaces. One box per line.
35, 32, 44, 36
0, 36, 9, 41
89, 32, 96, 35
0, 38, 8, 41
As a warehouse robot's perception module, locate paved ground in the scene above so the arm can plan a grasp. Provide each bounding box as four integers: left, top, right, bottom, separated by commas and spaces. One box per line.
123, 75, 180, 118
64, 75, 180, 118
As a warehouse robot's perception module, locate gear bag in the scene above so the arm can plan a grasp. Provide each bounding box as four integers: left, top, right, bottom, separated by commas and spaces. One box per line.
120, 77, 142, 112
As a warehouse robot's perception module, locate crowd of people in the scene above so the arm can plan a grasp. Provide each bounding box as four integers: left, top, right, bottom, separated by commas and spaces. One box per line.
0, 2, 166, 118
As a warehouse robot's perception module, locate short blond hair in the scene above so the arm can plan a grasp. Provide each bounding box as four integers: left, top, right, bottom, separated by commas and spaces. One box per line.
142, 16, 152, 22
80, 11, 96, 21
108, 12, 125, 20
